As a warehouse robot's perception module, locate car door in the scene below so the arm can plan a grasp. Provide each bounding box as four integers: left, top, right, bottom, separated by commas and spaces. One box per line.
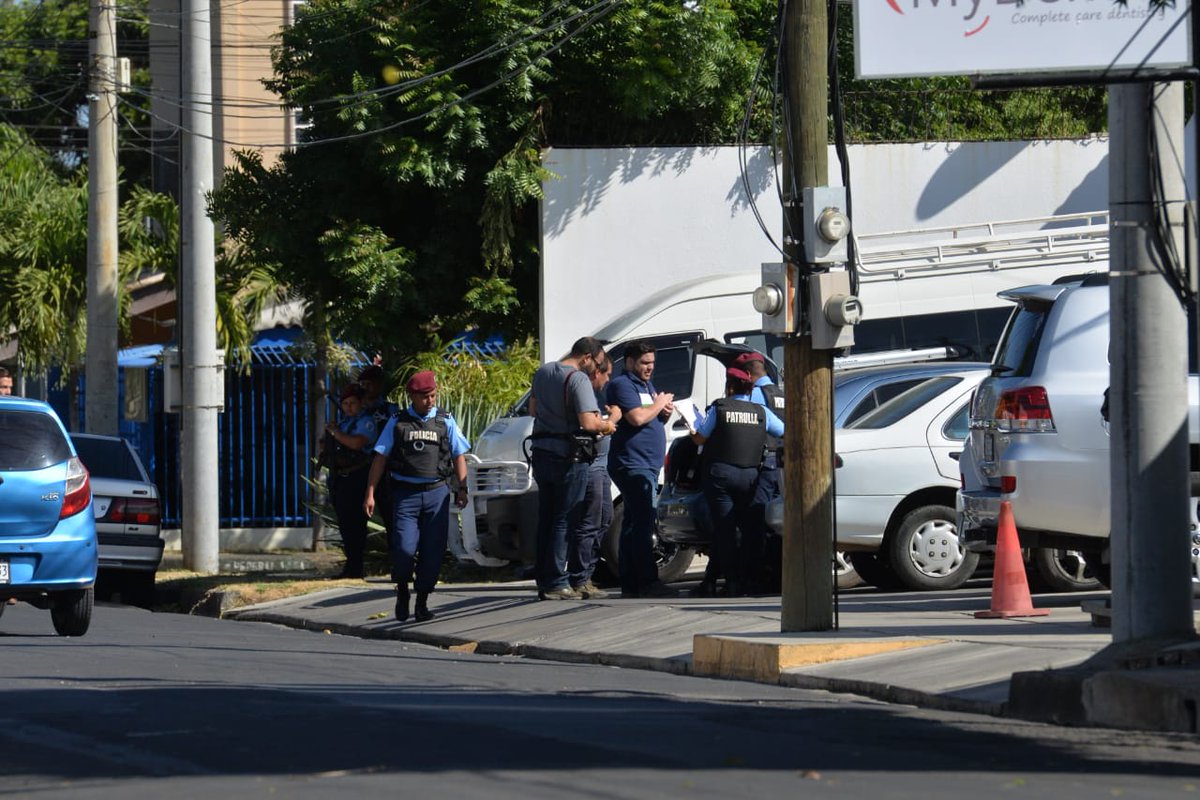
927, 381, 982, 481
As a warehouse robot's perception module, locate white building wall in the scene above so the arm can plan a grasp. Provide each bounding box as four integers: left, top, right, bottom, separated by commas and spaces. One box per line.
539, 139, 1110, 361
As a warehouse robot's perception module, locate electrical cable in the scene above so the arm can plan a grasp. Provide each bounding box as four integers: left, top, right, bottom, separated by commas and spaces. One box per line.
1145, 84, 1193, 309
826, 0, 858, 297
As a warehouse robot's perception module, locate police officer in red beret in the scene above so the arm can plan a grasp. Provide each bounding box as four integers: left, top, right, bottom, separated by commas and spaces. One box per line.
364, 370, 470, 622
733, 351, 786, 593
325, 383, 378, 578
691, 367, 784, 597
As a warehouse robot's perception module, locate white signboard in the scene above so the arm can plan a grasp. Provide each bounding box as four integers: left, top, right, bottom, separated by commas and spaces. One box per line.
854, 0, 1192, 79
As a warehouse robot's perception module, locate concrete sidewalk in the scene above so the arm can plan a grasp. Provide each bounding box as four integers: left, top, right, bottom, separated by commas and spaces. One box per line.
224, 579, 1200, 733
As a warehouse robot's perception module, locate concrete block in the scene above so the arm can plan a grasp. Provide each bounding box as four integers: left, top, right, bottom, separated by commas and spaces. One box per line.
693, 634, 941, 683
1084, 669, 1200, 733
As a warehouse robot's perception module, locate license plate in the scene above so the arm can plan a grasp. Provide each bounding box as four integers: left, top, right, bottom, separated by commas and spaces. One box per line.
0, 559, 9, 584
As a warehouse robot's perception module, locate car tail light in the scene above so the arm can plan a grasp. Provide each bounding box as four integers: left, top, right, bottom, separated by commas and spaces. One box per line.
994, 386, 1055, 432
1001, 475, 1016, 494
60, 457, 91, 518
107, 497, 161, 525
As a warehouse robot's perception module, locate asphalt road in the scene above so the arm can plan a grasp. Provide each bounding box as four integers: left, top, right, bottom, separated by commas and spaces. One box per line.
1, 601, 1198, 799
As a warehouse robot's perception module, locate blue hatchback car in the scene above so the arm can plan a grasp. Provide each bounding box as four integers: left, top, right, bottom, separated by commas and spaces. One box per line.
0, 397, 98, 636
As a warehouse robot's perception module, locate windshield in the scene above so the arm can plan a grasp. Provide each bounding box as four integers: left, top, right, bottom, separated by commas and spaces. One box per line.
992, 301, 1051, 377
0, 410, 72, 470
847, 376, 962, 430
71, 436, 145, 481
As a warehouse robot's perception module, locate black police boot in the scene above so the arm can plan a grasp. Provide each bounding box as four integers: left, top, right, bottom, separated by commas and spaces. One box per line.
414, 592, 433, 623
395, 584, 410, 622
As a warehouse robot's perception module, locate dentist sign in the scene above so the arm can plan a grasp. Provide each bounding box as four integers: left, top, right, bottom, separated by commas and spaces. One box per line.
854, 0, 1191, 78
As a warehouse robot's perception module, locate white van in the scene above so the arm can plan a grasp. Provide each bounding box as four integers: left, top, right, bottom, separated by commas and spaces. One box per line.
453, 212, 1112, 579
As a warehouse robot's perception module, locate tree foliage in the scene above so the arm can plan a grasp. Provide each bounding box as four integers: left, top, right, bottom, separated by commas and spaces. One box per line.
211, 0, 1107, 365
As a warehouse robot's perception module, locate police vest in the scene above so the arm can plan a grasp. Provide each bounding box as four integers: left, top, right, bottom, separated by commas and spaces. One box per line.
703, 398, 767, 468
759, 382, 785, 451
386, 410, 452, 480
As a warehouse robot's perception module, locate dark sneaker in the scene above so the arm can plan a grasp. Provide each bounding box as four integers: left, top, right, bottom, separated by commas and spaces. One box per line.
395, 585, 411, 622
575, 581, 609, 600
538, 586, 581, 601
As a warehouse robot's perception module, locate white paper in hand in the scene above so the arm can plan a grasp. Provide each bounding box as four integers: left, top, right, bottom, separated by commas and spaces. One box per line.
677, 401, 702, 433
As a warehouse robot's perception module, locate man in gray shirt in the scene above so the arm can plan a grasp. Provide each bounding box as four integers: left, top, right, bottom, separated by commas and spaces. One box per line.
528, 336, 614, 599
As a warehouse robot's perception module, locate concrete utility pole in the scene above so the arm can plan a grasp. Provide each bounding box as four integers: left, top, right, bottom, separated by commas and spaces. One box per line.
85, 0, 119, 436
1108, 81, 1195, 644
780, 0, 834, 632
180, 0, 220, 573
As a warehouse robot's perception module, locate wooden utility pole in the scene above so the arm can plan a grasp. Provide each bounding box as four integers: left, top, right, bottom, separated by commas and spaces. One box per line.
780, 0, 834, 632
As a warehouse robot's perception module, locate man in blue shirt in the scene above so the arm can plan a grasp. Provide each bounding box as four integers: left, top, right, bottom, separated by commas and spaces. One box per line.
364, 370, 470, 622
734, 351, 786, 593
606, 340, 676, 598
692, 366, 784, 597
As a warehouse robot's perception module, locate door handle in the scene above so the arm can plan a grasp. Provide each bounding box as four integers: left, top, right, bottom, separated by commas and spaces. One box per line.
949, 451, 961, 461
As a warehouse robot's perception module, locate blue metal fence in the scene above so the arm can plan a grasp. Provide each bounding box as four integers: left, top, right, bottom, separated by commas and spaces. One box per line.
49, 341, 365, 529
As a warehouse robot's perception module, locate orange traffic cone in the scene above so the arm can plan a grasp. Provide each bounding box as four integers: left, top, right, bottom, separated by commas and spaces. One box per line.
975, 500, 1049, 619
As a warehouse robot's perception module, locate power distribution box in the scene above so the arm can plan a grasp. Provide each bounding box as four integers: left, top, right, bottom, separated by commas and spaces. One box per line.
755, 262, 801, 334
808, 271, 861, 350
802, 186, 851, 264
163, 347, 226, 413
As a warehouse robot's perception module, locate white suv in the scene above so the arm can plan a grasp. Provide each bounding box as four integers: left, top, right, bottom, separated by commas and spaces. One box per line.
957, 273, 1200, 586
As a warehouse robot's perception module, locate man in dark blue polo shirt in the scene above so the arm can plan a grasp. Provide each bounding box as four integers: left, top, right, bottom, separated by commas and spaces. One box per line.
606, 340, 677, 598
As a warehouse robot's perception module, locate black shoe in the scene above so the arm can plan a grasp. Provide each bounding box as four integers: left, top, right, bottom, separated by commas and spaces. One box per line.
689, 579, 717, 598
414, 592, 433, 622
640, 582, 680, 598
395, 585, 410, 622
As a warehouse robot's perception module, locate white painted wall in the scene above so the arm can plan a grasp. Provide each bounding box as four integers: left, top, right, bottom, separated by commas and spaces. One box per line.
539, 139, 1110, 360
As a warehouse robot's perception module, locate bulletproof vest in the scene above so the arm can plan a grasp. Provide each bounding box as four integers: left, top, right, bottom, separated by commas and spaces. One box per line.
703, 398, 767, 468
759, 382, 785, 450
386, 410, 452, 480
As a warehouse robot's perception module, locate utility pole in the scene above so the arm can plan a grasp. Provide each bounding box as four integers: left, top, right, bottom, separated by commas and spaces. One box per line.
180, 0, 221, 573
1108, 82, 1195, 644
85, 0, 119, 436
780, 0, 834, 632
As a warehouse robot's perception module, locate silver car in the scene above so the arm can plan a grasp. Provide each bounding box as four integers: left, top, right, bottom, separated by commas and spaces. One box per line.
70, 434, 162, 605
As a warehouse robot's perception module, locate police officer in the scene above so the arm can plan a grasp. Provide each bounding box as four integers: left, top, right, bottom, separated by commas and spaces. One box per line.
358, 364, 402, 552
364, 370, 470, 622
326, 383, 378, 578
691, 367, 784, 597
734, 351, 786, 593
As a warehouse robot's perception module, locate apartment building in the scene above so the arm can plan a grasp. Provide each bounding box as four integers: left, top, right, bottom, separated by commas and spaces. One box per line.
148, 0, 301, 198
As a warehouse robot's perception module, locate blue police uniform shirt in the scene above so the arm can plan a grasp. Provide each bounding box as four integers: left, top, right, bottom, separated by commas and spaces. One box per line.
338, 409, 379, 453
374, 405, 471, 484
748, 377, 776, 411
364, 398, 401, 436
696, 394, 784, 439
607, 372, 666, 471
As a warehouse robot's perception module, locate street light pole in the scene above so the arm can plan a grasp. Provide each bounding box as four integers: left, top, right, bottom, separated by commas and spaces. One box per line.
180, 0, 220, 574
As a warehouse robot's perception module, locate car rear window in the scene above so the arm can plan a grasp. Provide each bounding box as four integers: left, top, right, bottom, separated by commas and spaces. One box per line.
847, 377, 962, 430
0, 410, 72, 470
70, 437, 145, 481
992, 301, 1051, 378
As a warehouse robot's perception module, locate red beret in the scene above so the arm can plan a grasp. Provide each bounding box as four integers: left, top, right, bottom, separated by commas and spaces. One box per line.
733, 351, 765, 368
339, 383, 364, 402
726, 367, 752, 384
406, 370, 437, 394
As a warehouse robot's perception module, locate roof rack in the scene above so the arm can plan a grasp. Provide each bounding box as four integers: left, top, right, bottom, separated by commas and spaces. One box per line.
833, 346, 962, 370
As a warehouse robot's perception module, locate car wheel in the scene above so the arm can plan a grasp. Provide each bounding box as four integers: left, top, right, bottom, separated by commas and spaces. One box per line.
601, 501, 695, 584
1029, 548, 1100, 593
846, 551, 904, 591
50, 587, 94, 637
886, 505, 980, 591
835, 551, 862, 590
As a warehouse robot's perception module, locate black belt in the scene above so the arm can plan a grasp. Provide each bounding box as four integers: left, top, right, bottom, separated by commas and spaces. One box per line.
390, 478, 446, 491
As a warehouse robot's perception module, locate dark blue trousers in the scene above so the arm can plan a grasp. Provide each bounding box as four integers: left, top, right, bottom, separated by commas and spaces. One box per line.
570, 464, 612, 587
702, 462, 760, 584
608, 465, 660, 594
531, 449, 590, 592
389, 481, 450, 593
744, 462, 780, 585
329, 465, 371, 577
